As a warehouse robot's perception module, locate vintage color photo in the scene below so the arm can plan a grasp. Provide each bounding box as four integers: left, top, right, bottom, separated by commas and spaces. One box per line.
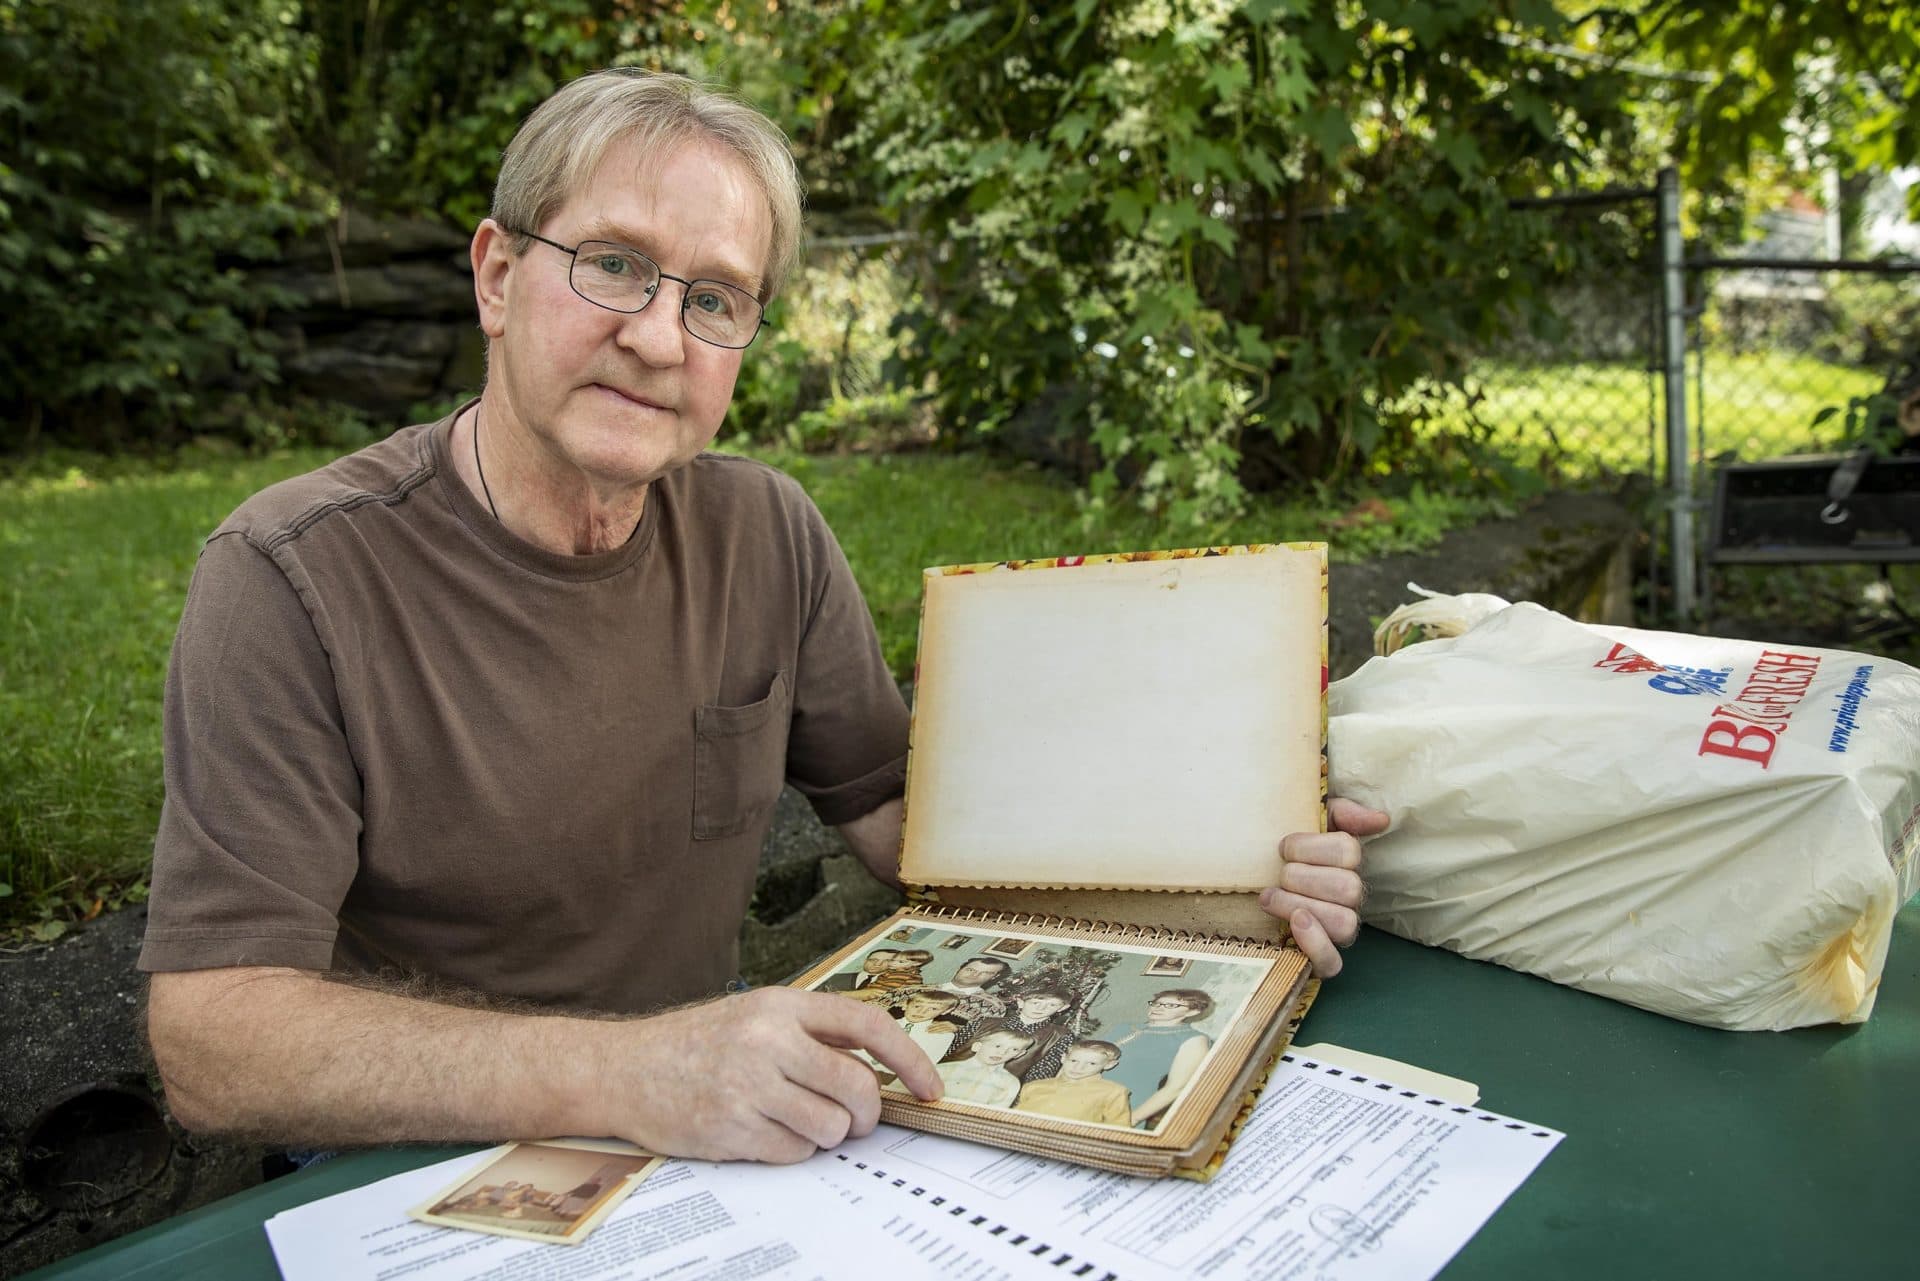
409, 1139, 661, 1246
806, 916, 1272, 1138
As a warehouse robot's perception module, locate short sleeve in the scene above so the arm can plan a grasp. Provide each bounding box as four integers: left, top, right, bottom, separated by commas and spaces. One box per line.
782, 493, 910, 827
138, 532, 363, 973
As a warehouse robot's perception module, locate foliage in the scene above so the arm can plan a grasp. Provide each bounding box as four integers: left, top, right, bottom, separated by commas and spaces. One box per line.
1636, 0, 1920, 222
0, 0, 726, 452
290, 1, 714, 229
727, 247, 922, 448
0, 0, 317, 449
754, 0, 1660, 522
1812, 275, 1920, 372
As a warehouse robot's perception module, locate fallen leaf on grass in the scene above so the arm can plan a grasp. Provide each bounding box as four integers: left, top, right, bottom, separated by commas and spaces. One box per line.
1331, 498, 1394, 530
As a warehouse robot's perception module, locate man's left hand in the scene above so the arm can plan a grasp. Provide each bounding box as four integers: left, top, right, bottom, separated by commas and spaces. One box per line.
1261, 797, 1390, 978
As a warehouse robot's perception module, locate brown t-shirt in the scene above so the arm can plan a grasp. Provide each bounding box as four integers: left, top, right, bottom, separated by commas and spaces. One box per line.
137, 410, 909, 1013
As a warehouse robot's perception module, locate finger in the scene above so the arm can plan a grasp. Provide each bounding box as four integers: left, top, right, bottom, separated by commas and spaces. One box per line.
735, 1111, 824, 1165
1279, 861, 1366, 909
802, 1000, 944, 1103
1329, 796, 1391, 838
1286, 907, 1342, 978
756, 1079, 856, 1154
1260, 888, 1359, 947
777, 1039, 886, 1136
1279, 829, 1363, 870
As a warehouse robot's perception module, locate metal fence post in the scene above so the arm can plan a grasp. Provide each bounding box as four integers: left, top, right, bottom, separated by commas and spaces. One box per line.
1658, 166, 1696, 622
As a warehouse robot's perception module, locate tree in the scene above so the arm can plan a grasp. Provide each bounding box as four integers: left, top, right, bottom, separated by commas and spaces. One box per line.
756, 1, 1651, 519
0, 0, 309, 447
1635, 0, 1919, 225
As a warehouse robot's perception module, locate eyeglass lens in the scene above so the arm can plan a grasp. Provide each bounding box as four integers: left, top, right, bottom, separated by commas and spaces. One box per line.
569, 241, 761, 348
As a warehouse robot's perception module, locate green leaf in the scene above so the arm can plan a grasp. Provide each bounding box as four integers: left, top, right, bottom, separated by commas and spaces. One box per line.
1243, 147, 1283, 191
1104, 188, 1151, 234
1053, 111, 1097, 150
1436, 133, 1484, 179
31, 919, 68, 943
1301, 103, 1354, 167
1199, 217, 1238, 254
1203, 62, 1252, 102
1245, 0, 1306, 24
0, 882, 12, 898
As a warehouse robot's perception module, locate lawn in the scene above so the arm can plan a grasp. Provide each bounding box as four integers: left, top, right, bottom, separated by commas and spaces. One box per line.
1423, 351, 1883, 477
0, 441, 1502, 934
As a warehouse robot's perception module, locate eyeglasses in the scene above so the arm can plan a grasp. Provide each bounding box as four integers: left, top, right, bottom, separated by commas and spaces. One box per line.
1148, 999, 1195, 1009
510, 229, 765, 350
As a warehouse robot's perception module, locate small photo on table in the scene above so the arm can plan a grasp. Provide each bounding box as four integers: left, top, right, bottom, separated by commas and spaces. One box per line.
410, 1139, 661, 1246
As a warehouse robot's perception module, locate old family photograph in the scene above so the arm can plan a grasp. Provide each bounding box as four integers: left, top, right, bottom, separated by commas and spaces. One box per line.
811, 925, 1267, 1132
415, 1141, 657, 1244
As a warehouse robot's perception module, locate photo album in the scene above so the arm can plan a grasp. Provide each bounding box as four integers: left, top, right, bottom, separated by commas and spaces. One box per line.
788, 544, 1329, 1178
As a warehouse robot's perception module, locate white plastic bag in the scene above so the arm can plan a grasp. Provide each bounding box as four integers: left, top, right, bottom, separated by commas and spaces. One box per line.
1329, 593, 1920, 1031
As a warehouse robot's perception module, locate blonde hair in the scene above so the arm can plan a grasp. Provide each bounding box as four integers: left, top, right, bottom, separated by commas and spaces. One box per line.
491, 68, 803, 301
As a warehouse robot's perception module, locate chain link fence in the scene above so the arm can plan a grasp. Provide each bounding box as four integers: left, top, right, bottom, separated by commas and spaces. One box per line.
749, 183, 1918, 634
1433, 188, 1665, 482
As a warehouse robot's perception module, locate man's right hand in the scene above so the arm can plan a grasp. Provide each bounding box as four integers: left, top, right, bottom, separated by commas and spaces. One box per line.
583, 987, 943, 1164
147, 969, 942, 1165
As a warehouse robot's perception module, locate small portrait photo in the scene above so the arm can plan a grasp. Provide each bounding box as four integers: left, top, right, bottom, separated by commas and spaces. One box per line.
886, 926, 919, 942
1143, 954, 1192, 977
984, 936, 1037, 960
410, 1140, 660, 1246
939, 933, 972, 950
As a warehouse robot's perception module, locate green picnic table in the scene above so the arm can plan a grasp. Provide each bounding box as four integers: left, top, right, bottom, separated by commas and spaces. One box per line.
27, 900, 1919, 1279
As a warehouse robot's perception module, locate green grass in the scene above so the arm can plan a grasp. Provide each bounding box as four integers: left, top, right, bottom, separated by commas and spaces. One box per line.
0, 440, 1498, 933
1421, 351, 1884, 477
0, 448, 343, 936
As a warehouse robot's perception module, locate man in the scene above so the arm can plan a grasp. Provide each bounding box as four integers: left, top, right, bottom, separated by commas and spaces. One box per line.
846, 947, 934, 1002
816, 948, 900, 994
140, 68, 1378, 1167
933, 955, 1011, 1024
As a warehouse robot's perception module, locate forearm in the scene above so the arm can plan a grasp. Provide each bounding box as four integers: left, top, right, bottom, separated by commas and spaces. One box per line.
149, 966, 944, 1163
837, 795, 905, 890
147, 967, 623, 1148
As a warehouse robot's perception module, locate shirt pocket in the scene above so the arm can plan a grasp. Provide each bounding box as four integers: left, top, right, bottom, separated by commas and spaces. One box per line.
693, 669, 792, 841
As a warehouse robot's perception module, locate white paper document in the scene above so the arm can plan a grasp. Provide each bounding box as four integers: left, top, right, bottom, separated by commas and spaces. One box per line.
818, 1053, 1563, 1281
265, 1146, 923, 1281
267, 1054, 1559, 1281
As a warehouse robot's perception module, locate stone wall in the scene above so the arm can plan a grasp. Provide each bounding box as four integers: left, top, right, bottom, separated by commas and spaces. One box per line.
250, 213, 485, 419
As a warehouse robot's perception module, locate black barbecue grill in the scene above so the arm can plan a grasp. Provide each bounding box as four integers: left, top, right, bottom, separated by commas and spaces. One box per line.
1708, 453, 1920, 564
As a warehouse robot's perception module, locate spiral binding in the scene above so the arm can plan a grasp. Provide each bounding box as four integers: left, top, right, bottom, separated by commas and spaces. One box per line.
914, 902, 1287, 953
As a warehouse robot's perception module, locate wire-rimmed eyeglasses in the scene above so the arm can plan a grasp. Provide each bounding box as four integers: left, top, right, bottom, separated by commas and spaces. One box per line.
509, 229, 765, 350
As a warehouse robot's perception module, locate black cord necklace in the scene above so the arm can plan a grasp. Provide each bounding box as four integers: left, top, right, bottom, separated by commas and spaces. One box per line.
472, 404, 644, 546
473, 405, 500, 522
